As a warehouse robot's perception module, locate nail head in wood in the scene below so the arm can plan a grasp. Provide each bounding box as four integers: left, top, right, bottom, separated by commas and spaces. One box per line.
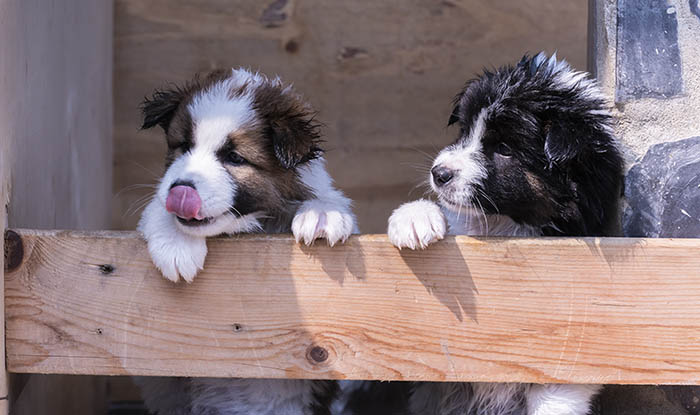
4, 229, 23, 272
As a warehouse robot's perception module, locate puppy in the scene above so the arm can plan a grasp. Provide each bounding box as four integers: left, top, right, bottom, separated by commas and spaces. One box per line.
136, 69, 356, 414
138, 68, 356, 283
387, 53, 623, 415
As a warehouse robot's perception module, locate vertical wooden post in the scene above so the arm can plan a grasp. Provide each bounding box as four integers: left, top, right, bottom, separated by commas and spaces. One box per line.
0, 82, 10, 415
1, 0, 113, 412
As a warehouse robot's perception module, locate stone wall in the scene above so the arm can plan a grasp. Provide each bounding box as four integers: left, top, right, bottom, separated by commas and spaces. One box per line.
591, 1, 700, 413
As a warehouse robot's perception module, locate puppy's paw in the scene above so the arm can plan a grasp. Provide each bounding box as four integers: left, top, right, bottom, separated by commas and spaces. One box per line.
147, 235, 207, 283
292, 199, 356, 246
387, 200, 446, 250
527, 384, 602, 415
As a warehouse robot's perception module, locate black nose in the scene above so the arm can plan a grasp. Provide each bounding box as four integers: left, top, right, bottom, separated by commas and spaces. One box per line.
431, 166, 454, 186
170, 180, 196, 190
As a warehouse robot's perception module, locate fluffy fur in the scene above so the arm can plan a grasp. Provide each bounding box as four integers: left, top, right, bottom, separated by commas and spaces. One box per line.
136, 68, 357, 414
387, 53, 624, 415
138, 68, 357, 283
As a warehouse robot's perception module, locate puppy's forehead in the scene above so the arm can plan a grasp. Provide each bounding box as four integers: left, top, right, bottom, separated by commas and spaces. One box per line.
457, 107, 489, 144
188, 84, 252, 146
227, 131, 272, 164
185, 70, 270, 151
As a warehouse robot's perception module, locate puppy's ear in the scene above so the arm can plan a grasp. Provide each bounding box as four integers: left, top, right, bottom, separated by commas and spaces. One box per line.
270, 117, 322, 169
255, 85, 323, 169
544, 119, 576, 166
544, 118, 600, 167
448, 104, 460, 126
140, 86, 188, 133
448, 83, 471, 126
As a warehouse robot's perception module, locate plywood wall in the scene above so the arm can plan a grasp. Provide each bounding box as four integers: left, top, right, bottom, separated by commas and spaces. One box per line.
3, 0, 113, 230
0, 0, 113, 413
114, 1, 588, 233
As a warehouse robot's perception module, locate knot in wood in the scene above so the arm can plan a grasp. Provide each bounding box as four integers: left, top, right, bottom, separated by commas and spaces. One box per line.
4, 229, 24, 272
99, 264, 115, 275
284, 39, 299, 54
308, 345, 328, 363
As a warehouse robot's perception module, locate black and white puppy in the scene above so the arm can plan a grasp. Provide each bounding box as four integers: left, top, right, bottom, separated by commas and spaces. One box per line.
387, 53, 623, 415
136, 69, 356, 414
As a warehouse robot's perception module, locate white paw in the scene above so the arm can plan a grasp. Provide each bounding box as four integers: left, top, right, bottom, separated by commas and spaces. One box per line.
292, 199, 356, 246
387, 200, 447, 250
527, 384, 601, 415
147, 235, 207, 283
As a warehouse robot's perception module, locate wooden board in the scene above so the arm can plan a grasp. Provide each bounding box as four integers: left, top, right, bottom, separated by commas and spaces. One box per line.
6, 230, 700, 384
1, 1, 113, 412
113, 0, 588, 233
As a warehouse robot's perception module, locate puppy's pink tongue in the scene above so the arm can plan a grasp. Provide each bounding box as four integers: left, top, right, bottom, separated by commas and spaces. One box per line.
166, 186, 202, 220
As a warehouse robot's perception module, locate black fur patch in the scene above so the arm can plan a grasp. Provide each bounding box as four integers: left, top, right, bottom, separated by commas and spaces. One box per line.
229, 187, 258, 217
310, 381, 340, 415
448, 52, 624, 236
343, 381, 413, 415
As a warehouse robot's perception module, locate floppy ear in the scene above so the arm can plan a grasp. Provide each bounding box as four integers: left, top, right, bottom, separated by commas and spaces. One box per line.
447, 88, 465, 126
448, 104, 460, 126
544, 119, 576, 165
269, 111, 323, 169
255, 85, 323, 169
140, 86, 188, 133
543, 118, 590, 167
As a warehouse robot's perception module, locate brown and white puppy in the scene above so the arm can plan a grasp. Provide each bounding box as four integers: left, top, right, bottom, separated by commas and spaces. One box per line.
138, 68, 356, 283
136, 68, 357, 415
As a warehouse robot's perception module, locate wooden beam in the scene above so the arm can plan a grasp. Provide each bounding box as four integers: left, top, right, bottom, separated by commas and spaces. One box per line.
5, 230, 700, 384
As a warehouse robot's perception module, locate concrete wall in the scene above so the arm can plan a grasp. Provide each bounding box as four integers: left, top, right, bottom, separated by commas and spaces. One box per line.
0, 0, 113, 413
113, 0, 589, 233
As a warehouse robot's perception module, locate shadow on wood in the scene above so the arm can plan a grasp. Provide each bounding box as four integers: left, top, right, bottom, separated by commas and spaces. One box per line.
5, 230, 700, 385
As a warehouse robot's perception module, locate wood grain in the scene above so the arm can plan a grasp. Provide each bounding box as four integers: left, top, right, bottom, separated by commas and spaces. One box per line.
113, 0, 588, 233
6, 230, 700, 384
1, 1, 113, 412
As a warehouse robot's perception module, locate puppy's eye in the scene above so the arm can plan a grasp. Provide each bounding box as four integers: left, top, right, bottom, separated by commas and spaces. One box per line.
495, 142, 512, 157
226, 151, 247, 165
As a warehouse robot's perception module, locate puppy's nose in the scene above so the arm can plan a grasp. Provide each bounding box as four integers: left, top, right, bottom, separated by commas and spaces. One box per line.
169, 180, 196, 190
431, 166, 454, 186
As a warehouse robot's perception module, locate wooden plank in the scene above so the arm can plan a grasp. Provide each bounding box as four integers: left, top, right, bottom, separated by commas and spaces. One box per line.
1, 0, 113, 412
6, 230, 700, 385
0, 69, 8, 415
113, 0, 588, 233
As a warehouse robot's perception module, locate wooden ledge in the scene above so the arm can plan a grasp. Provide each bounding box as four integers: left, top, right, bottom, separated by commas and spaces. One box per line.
5, 230, 700, 384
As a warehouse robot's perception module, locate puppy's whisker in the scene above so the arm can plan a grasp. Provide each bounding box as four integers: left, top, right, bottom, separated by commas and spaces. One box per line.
408, 181, 432, 198
226, 205, 245, 218
474, 196, 489, 235
129, 195, 155, 213
131, 161, 162, 180
114, 183, 158, 198
125, 191, 156, 209
124, 192, 156, 218
408, 146, 437, 161
477, 189, 499, 214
